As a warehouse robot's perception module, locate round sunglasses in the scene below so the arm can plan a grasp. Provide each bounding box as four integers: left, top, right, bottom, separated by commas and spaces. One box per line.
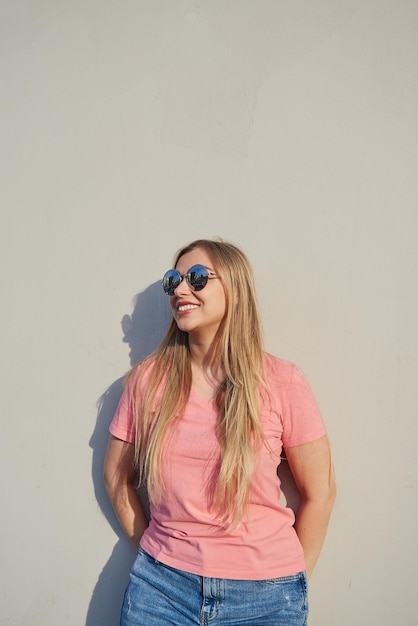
161, 264, 220, 296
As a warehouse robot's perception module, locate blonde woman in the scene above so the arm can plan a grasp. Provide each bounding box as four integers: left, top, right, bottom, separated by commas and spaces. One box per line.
104, 239, 336, 626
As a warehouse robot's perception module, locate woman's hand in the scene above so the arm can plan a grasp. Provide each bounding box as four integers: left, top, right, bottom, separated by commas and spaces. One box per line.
103, 435, 148, 548
285, 435, 336, 579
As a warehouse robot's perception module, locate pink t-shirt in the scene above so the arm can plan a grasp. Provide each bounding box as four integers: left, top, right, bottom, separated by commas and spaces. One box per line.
109, 353, 326, 580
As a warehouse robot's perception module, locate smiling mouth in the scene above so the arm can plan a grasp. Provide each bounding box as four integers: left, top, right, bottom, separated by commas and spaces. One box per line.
178, 304, 199, 312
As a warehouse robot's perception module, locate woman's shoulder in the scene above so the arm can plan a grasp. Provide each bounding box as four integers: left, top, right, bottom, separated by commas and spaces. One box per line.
125, 356, 159, 388
263, 352, 318, 399
263, 352, 296, 384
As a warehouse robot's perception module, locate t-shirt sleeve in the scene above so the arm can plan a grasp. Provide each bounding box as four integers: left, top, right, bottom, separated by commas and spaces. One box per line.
281, 365, 326, 448
109, 385, 136, 444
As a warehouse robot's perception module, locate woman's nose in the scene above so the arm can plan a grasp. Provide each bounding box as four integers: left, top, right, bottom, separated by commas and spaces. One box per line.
173, 275, 191, 296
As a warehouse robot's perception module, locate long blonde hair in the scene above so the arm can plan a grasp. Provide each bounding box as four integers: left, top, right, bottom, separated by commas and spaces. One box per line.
127, 239, 265, 526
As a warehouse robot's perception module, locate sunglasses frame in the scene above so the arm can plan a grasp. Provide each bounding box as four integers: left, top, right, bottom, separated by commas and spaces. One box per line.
161, 264, 220, 296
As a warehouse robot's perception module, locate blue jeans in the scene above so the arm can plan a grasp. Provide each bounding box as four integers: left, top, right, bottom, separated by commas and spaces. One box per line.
121, 547, 309, 625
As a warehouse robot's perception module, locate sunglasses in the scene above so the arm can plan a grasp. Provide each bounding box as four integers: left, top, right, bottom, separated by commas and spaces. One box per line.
162, 264, 220, 296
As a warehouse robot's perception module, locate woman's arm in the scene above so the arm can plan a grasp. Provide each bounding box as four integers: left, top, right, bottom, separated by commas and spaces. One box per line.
284, 434, 336, 580
103, 435, 148, 548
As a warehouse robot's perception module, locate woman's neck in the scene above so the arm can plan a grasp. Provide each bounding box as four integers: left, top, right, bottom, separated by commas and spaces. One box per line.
188, 340, 224, 388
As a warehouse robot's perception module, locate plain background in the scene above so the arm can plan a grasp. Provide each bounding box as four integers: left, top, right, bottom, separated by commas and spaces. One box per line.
1, 1, 417, 625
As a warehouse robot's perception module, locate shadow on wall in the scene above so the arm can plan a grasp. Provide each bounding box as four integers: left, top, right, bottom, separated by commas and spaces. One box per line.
87, 282, 172, 626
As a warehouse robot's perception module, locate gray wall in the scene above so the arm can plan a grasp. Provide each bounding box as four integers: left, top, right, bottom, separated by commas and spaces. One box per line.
1, 2, 417, 625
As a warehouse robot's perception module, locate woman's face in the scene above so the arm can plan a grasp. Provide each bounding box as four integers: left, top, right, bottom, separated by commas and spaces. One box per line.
169, 247, 227, 342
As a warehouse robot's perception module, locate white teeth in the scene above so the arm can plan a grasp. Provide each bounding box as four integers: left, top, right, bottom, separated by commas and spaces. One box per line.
178, 304, 199, 311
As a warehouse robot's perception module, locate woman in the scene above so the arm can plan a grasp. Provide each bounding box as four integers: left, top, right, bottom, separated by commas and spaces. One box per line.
104, 239, 336, 626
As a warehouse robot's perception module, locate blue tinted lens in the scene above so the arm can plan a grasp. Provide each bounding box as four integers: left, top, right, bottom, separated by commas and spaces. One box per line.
187, 265, 209, 291
162, 269, 182, 295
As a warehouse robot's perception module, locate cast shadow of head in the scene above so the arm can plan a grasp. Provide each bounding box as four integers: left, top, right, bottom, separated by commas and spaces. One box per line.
87, 281, 172, 626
